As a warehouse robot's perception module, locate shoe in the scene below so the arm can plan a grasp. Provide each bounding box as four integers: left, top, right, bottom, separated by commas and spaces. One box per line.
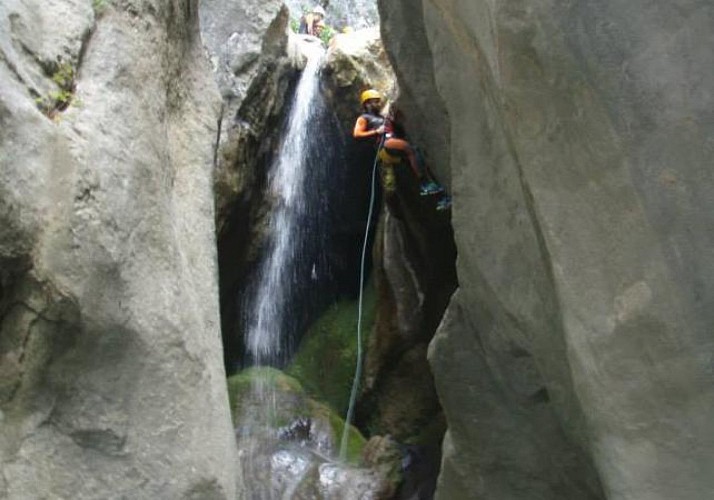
419, 181, 444, 196
436, 196, 452, 211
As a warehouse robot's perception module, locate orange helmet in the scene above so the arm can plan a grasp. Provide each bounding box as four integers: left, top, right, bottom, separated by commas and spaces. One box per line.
360, 89, 382, 105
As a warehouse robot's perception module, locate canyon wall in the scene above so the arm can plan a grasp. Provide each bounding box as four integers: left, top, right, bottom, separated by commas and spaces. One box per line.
378, 1, 714, 499
0, 0, 238, 497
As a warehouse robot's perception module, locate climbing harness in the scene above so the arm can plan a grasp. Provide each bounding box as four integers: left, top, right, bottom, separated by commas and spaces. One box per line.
339, 134, 385, 462
377, 148, 399, 193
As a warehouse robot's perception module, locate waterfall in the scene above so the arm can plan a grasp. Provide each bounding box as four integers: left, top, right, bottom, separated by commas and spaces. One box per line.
235, 39, 388, 497
244, 43, 327, 368
237, 43, 333, 498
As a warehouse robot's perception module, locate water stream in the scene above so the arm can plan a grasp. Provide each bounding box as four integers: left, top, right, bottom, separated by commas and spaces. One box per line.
238, 43, 332, 498
236, 39, 388, 498
244, 43, 327, 368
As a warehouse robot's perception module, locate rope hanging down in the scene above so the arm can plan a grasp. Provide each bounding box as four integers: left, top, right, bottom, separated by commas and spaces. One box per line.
339, 135, 385, 461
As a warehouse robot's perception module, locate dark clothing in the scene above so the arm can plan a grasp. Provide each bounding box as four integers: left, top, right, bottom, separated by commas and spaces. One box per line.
353, 112, 385, 147
360, 112, 385, 132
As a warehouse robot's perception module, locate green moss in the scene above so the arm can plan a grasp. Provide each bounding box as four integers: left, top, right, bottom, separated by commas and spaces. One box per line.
227, 366, 307, 426
308, 401, 366, 465
92, 0, 109, 15
35, 62, 76, 118
318, 24, 336, 44
286, 282, 377, 415
226, 366, 367, 463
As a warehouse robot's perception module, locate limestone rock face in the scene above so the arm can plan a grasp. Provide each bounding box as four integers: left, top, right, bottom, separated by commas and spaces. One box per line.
323, 27, 394, 132
379, 1, 714, 499
200, 0, 296, 234
0, 0, 237, 498
374, 1, 450, 185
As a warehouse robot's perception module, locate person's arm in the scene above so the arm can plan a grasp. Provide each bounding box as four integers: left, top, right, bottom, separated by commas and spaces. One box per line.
353, 116, 383, 139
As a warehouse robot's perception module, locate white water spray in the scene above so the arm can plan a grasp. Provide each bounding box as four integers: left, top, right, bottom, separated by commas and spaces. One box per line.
245, 44, 325, 366
238, 44, 328, 498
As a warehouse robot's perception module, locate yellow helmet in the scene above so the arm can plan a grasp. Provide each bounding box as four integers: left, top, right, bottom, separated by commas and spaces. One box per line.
360, 89, 382, 105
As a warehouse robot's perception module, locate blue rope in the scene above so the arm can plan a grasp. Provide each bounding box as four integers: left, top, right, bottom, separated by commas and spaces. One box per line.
339, 135, 384, 461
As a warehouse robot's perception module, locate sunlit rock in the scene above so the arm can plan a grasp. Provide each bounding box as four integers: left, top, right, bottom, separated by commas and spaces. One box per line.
322, 27, 395, 131
0, 0, 236, 497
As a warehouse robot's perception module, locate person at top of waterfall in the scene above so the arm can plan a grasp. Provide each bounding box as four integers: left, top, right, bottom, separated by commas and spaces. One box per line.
353, 89, 449, 203
314, 20, 327, 39
299, 5, 327, 36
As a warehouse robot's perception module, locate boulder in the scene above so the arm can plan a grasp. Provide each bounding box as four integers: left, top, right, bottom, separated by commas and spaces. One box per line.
228, 367, 395, 498
286, 285, 377, 416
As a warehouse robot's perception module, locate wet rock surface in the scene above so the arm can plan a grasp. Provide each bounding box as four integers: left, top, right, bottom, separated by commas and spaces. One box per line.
229, 367, 399, 499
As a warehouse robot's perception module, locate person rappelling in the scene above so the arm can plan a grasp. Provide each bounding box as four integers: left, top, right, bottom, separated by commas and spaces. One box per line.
352, 89, 451, 210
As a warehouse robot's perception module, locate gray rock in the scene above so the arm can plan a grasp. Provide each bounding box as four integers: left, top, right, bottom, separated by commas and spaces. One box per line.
322, 27, 395, 133
376, 0, 450, 187
199, 0, 297, 237
200, 0, 287, 104
282, 0, 380, 31
379, 0, 714, 499
229, 367, 392, 499
0, 0, 237, 498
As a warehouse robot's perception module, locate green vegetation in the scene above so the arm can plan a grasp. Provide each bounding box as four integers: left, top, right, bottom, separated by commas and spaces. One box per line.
318, 24, 336, 45
226, 366, 307, 426
35, 62, 76, 118
310, 400, 366, 465
287, 283, 377, 416
329, 409, 366, 464
92, 0, 109, 15
226, 366, 367, 464
288, 4, 337, 45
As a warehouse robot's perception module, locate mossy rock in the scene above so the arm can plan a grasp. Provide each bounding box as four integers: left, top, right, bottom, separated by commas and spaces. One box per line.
227, 366, 308, 427
287, 282, 377, 415
227, 367, 367, 464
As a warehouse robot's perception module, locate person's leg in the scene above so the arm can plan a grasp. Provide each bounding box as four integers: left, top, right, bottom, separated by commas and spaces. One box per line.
384, 137, 422, 179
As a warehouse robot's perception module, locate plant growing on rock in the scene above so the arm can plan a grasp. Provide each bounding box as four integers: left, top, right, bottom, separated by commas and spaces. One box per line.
92, 0, 109, 16
318, 24, 335, 44
35, 61, 76, 119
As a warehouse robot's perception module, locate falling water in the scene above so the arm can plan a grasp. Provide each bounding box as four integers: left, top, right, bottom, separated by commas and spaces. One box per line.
245, 44, 326, 368
235, 41, 387, 498
237, 43, 330, 498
